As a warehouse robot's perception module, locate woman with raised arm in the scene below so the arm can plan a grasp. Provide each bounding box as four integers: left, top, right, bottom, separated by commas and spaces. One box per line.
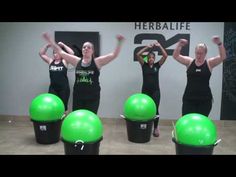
43, 32, 125, 114
173, 36, 226, 116
136, 41, 168, 137
39, 41, 74, 116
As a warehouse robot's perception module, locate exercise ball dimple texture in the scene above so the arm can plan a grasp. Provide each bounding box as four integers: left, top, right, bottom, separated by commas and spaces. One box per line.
29, 93, 65, 122
175, 113, 217, 146
124, 93, 156, 121
61, 109, 103, 143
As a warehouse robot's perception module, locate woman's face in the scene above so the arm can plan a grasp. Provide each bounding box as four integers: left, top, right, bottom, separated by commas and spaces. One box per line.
195, 47, 206, 62
82, 42, 94, 58
53, 50, 62, 60
148, 53, 155, 64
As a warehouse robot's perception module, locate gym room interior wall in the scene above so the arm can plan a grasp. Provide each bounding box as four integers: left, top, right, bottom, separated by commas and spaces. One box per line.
0, 22, 224, 120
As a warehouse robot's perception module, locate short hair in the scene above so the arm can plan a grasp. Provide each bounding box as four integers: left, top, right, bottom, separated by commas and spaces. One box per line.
195, 43, 207, 54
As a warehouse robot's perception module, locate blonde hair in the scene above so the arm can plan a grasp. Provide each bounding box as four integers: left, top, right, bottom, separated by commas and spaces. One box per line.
195, 43, 207, 54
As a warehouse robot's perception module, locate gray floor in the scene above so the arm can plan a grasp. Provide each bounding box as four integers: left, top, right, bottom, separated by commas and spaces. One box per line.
0, 115, 236, 155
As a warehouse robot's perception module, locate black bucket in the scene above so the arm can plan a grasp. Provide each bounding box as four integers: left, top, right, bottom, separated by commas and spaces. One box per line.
172, 138, 219, 155
62, 137, 103, 155
31, 119, 62, 144
125, 119, 153, 143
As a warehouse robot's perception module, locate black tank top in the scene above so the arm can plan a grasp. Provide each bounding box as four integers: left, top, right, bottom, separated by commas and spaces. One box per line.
74, 58, 100, 99
49, 60, 69, 89
142, 62, 161, 92
183, 60, 212, 101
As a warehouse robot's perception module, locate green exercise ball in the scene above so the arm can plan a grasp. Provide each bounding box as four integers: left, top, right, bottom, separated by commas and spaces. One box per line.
61, 109, 103, 143
143, 56, 148, 63
124, 93, 156, 121
29, 93, 65, 122
175, 113, 217, 146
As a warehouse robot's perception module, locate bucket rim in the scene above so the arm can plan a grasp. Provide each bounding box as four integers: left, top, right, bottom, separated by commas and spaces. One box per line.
172, 137, 219, 147
61, 136, 103, 144
125, 118, 154, 123
120, 115, 155, 122
30, 119, 62, 123
31, 119, 62, 123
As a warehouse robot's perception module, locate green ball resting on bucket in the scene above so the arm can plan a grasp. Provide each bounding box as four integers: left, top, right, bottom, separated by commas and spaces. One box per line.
175, 113, 217, 146
123, 93, 156, 121
29, 93, 65, 122
61, 109, 103, 143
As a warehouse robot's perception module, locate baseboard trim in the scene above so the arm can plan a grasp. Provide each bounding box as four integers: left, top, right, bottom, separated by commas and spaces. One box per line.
1, 114, 235, 127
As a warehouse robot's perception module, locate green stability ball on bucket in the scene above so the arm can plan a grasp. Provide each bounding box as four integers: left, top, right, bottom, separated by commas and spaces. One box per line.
29, 93, 65, 122
175, 113, 217, 146
124, 93, 156, 121
61, 110, 103, 143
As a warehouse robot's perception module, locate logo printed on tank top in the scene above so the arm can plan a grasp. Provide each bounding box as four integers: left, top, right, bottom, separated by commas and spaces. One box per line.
196, 69, 201, 72
49, 66, 63, 71
76, 70, 94, 85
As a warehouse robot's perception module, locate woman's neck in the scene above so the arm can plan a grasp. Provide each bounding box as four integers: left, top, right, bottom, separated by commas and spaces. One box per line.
54, 59, 61, 64
82, 57, 92, 64
195, 59, 205, 66
148, 63, 154, 68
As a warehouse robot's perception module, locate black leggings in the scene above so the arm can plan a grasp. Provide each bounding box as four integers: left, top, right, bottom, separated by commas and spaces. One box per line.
142, 89, 160, 128
182, 99, 212, 117
73, 91, 100, 114
49, 85, 70, 111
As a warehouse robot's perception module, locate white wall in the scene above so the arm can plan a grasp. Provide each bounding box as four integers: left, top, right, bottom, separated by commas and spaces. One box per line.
0, 22, 224, 120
